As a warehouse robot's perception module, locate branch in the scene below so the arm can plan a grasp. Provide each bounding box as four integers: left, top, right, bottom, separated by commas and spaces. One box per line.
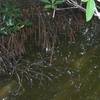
65, 0, 100, 19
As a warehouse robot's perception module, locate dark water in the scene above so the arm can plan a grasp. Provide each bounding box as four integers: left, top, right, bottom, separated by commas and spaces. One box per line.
1, 23, 100, 100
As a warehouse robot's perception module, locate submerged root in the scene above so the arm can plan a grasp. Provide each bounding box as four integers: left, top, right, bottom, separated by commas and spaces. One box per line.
8, 55, 67, 88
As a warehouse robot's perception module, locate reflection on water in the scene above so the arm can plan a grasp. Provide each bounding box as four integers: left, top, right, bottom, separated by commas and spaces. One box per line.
16, 44, 100, 99
1, 24, 100, 100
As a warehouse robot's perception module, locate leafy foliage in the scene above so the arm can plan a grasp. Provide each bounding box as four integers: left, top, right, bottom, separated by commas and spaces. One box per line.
82, 0, 96, 22
41, 0, 64, 9
86, 0, 96, 22
0, 1, 32, 35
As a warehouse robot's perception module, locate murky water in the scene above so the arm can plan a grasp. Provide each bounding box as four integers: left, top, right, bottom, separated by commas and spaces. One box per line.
1, 23, 100, 100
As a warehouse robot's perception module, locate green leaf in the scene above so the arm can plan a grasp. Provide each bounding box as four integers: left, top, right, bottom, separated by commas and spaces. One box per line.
55, 0, 64, 5
86, 0, 96, 22
51, 4, 57, 9
41, 0, 50, 4
52, 0, 56, 4
44, 5, 52, 9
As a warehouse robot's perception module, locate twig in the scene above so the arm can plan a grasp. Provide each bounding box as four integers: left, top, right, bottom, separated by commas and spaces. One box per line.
56, 7, 78, 11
